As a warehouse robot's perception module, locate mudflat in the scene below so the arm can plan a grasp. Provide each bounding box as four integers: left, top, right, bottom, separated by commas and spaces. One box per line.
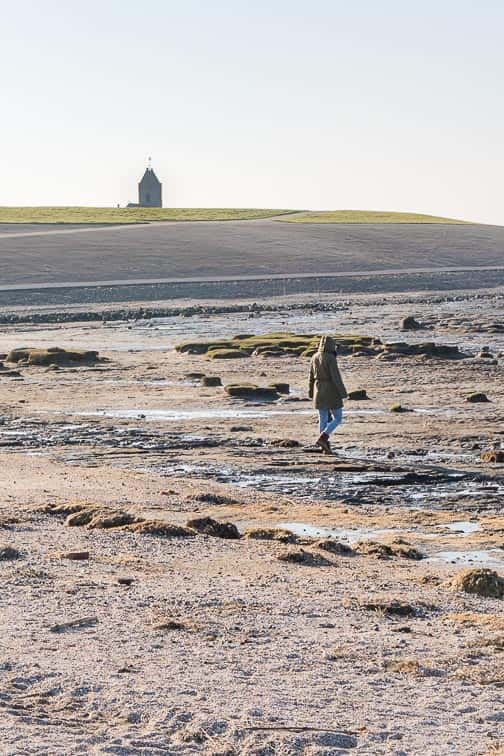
0, 289, 503, 754
1, 219, 504, 288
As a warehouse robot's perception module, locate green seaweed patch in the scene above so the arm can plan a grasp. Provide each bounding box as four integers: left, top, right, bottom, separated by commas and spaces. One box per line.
206, 348, 249, 360
175, 332, 383, 359
7, 347, 99, 366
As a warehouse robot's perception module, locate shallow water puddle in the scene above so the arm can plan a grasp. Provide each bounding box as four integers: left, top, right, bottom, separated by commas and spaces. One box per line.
71, 407, 385, 421
430, 549, 503, 566
279, 521, 397, 543
436, 520, 482, 535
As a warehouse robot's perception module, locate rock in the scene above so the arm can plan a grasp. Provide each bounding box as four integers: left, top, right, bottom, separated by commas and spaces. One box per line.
277, 548, 332, 566
480, 450, 504, 463
201, 376, 222, 387
0, 545, 21, 561
49, 616, 98, 633
268, 382, 290, 394
390, 404, 410, 413
186, 517, 240, 539
348, 389, 368, 400
400, 316, 422, 331
117, 577, 134, 586
57, 550, 90, 561
270, 439, 300, 448
185, 372, 205, 379
476, 350, 494, 359
383, 341, 464, 359
243, 527, 298, 544
193, 492, 238, 505
447, 568, 504, 599
466, 392, 490, 403
224, 384, 279, 400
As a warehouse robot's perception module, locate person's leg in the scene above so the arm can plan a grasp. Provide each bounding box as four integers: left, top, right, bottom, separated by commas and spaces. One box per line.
325, 408, 343, 436
317, 408, 332, 454
318, 408, 328, 433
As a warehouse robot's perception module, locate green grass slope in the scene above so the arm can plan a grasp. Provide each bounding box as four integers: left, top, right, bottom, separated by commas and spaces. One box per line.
0, 207, 296, 225
278, 210, 470, 224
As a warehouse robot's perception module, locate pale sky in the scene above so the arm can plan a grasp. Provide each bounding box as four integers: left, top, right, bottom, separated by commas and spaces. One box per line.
2, 1, 503, 224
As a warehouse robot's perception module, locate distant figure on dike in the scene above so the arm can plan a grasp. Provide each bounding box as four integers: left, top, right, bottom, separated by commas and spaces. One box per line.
308, 336, 348, 454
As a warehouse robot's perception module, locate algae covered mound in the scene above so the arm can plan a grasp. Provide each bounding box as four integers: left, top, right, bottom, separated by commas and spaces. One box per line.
176, 332, 380, 359
7, 346, 100, 366
175, 332, 464, 361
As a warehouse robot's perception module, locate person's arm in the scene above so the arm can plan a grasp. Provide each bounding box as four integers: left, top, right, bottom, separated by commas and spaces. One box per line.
308, 361, 315, 399
329, 357, 347, 399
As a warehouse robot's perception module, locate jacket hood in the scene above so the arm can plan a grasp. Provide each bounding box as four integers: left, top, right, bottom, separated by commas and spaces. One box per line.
318, 335, 337, 354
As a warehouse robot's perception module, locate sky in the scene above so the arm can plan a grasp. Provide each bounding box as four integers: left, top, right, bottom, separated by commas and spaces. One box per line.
2, 0, 503, 224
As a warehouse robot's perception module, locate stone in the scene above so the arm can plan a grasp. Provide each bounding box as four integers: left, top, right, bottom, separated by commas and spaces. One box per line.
268, 382, 290, 394
201, 376, 222, 387
0, 545, 21, 561
400, 316, 422, 331
466, 392, 490, 403
224, 384, 279, 400
348, 389, 368, 400
480, 450, 504, 463
58, 550, 90, 561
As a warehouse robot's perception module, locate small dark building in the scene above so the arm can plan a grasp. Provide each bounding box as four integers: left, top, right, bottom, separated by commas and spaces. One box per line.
128, 161, 162, 208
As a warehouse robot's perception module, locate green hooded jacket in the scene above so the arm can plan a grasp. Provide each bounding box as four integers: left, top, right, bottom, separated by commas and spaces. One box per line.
308, 336, 348, 409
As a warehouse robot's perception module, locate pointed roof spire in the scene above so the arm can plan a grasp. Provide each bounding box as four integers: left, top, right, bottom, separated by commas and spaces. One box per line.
147, 156, 152, 171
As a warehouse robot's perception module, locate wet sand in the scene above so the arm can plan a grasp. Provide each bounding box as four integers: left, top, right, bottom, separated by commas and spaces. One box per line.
0, 290, 503, 754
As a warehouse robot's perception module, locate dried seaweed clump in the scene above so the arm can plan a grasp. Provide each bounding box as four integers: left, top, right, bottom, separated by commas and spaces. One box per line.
353, 539, 424, 560
128, 521, 196, 538
243, 527, 298, 544
277, 547, 332, 566
446, 569, 504, 599
186, 516, 241, 540
315, 539, 355, 556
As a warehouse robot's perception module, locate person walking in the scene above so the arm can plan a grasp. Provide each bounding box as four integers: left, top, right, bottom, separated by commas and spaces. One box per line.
308, 335, 347, 454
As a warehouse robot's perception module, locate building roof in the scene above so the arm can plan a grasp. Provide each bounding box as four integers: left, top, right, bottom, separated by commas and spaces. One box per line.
139, 168, 161, 186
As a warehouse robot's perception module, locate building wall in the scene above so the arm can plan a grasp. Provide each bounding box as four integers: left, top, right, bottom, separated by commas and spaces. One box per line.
138, 170, 162, 207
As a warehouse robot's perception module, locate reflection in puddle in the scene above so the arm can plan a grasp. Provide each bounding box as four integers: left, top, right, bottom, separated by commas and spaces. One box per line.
280, 521, 396, 543
437, 520, 482, 535
431, 550, 503, 566
71, 407, 384, 422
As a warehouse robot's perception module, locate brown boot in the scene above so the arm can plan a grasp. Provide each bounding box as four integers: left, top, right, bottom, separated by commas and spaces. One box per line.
317, 432, 332, 455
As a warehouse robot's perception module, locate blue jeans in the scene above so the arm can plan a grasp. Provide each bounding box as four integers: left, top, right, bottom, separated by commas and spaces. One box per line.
319, 408, 343, 436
